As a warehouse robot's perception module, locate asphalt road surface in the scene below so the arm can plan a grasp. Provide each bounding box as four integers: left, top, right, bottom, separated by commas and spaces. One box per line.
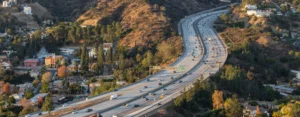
29, 7, 229, 117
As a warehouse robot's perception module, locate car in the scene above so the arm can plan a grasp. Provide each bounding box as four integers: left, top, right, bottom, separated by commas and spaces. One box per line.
157, 103, 161, 106
38, 113, 42, 115
145, 98, 149, 101
138, 90, 142, 93
72, 111, 77, 114
173, 71, 176, 73
179, 80, 183, 83
86, 109, 93, 112
158, 83, 162, 86
149, 93, 156, 96
163, 88, 167, 91
134, 104, 139, 107
159, 78, 162, 81
171, 77, 174, 79
147, 79, 150, 82
114, 89, 118, 92
192, 59, 194, 61
144, 86, 148, 88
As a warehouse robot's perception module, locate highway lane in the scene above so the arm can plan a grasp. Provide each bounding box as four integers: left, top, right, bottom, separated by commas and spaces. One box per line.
100, 10, 228, 117
28, 6, 229, 117
61, 12, 221, 117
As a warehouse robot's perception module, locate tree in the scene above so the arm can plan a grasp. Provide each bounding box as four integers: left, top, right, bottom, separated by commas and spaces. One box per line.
224, 97, 243, 117
57, 66, 68, 78
212, 90, 224, 109
19, 105, 36, 116
25, 89, 34, 99
97, 44, 105, 74
106, 47, 113, 64
142, 51, 153, 68
115, 22, 122, 38
42, 96, 53, 115
80, 44, 89, 73
7, 96, 16, 104
42, 72, 52, 83
40, 83, 49, 93
32, 79, 40, 88
2, 83, 11, 94
37, 96, 43, 107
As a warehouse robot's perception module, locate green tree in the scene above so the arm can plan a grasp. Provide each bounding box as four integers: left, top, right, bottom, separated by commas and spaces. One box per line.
224, 97, 243, 117
97, 44, 105, 75
115, 22, 122, 38
80, 44, 89, 73
7, 96, 16, 104
25, 89, 34, 99
40, 83, 49, 93
42, 96, 53, 115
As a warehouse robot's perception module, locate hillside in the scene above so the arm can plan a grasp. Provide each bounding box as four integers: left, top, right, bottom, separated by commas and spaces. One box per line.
75, 0, 225, 48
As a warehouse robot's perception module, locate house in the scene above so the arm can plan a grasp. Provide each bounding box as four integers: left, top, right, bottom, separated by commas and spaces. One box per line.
3, 50, 16, 57
243, 103, 270, 117
24, 59, 40, 67
2, 1, 11, 7
24, 6, 32, 15
37, 47, 52, 59
103, 43, 113, 53
0, 55, 12, 70
30, 70, 39, 78
247, 10, 273, 17
44, 54, 64, 67
245, 4, 257, 10
89, 48, 97, 58
10, 94, 23, 101
60, 48, 75, 55
0, 33, 7, 38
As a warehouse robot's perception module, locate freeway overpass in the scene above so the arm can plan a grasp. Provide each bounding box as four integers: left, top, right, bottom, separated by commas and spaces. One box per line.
29, 7, 229, 117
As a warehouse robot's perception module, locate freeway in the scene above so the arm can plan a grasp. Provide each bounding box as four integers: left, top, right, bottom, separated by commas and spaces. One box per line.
29, 7, 228, 117
99, 10, 228, 117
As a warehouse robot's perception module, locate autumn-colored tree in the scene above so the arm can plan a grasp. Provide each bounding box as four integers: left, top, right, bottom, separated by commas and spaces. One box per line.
37, 96, 43, 107
3, 83, 11, 95
57, 66, 68, 78
42, 96, 53, 115
42, 72, 52, 83
212, 90, 224, 109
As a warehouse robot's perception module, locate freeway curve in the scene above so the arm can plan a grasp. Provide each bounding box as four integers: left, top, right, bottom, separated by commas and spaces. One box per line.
99, 10, 229, 117
30, 8, 229, 117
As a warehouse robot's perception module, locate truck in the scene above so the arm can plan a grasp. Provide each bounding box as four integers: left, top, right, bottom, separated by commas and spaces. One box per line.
110, 94, 118, 100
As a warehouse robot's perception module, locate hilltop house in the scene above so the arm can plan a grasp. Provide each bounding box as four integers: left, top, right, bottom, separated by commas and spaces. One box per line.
243, 104, 270, 117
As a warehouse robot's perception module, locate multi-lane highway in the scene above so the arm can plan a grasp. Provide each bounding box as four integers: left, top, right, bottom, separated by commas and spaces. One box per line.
30, 7, 228, 117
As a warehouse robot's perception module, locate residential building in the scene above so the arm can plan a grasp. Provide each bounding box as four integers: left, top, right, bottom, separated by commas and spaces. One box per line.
245, 4, 257, 10
37, 47, 52, 59
24, 6, 32, 15
103, 43, 113, 53
247, 10, 273, 17
243, 104, 270, 117
45, 54, 64, 67
2, 1, 11, 7
60, 48, 75, 55
10, 94, 23, 101
0, 55, 12, 70
24, 59, 40, 67
89, 48, 97, 58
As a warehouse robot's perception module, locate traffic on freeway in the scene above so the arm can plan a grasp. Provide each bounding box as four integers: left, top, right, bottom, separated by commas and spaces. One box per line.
29, 8, 228, 117
99, 10, 229, 117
